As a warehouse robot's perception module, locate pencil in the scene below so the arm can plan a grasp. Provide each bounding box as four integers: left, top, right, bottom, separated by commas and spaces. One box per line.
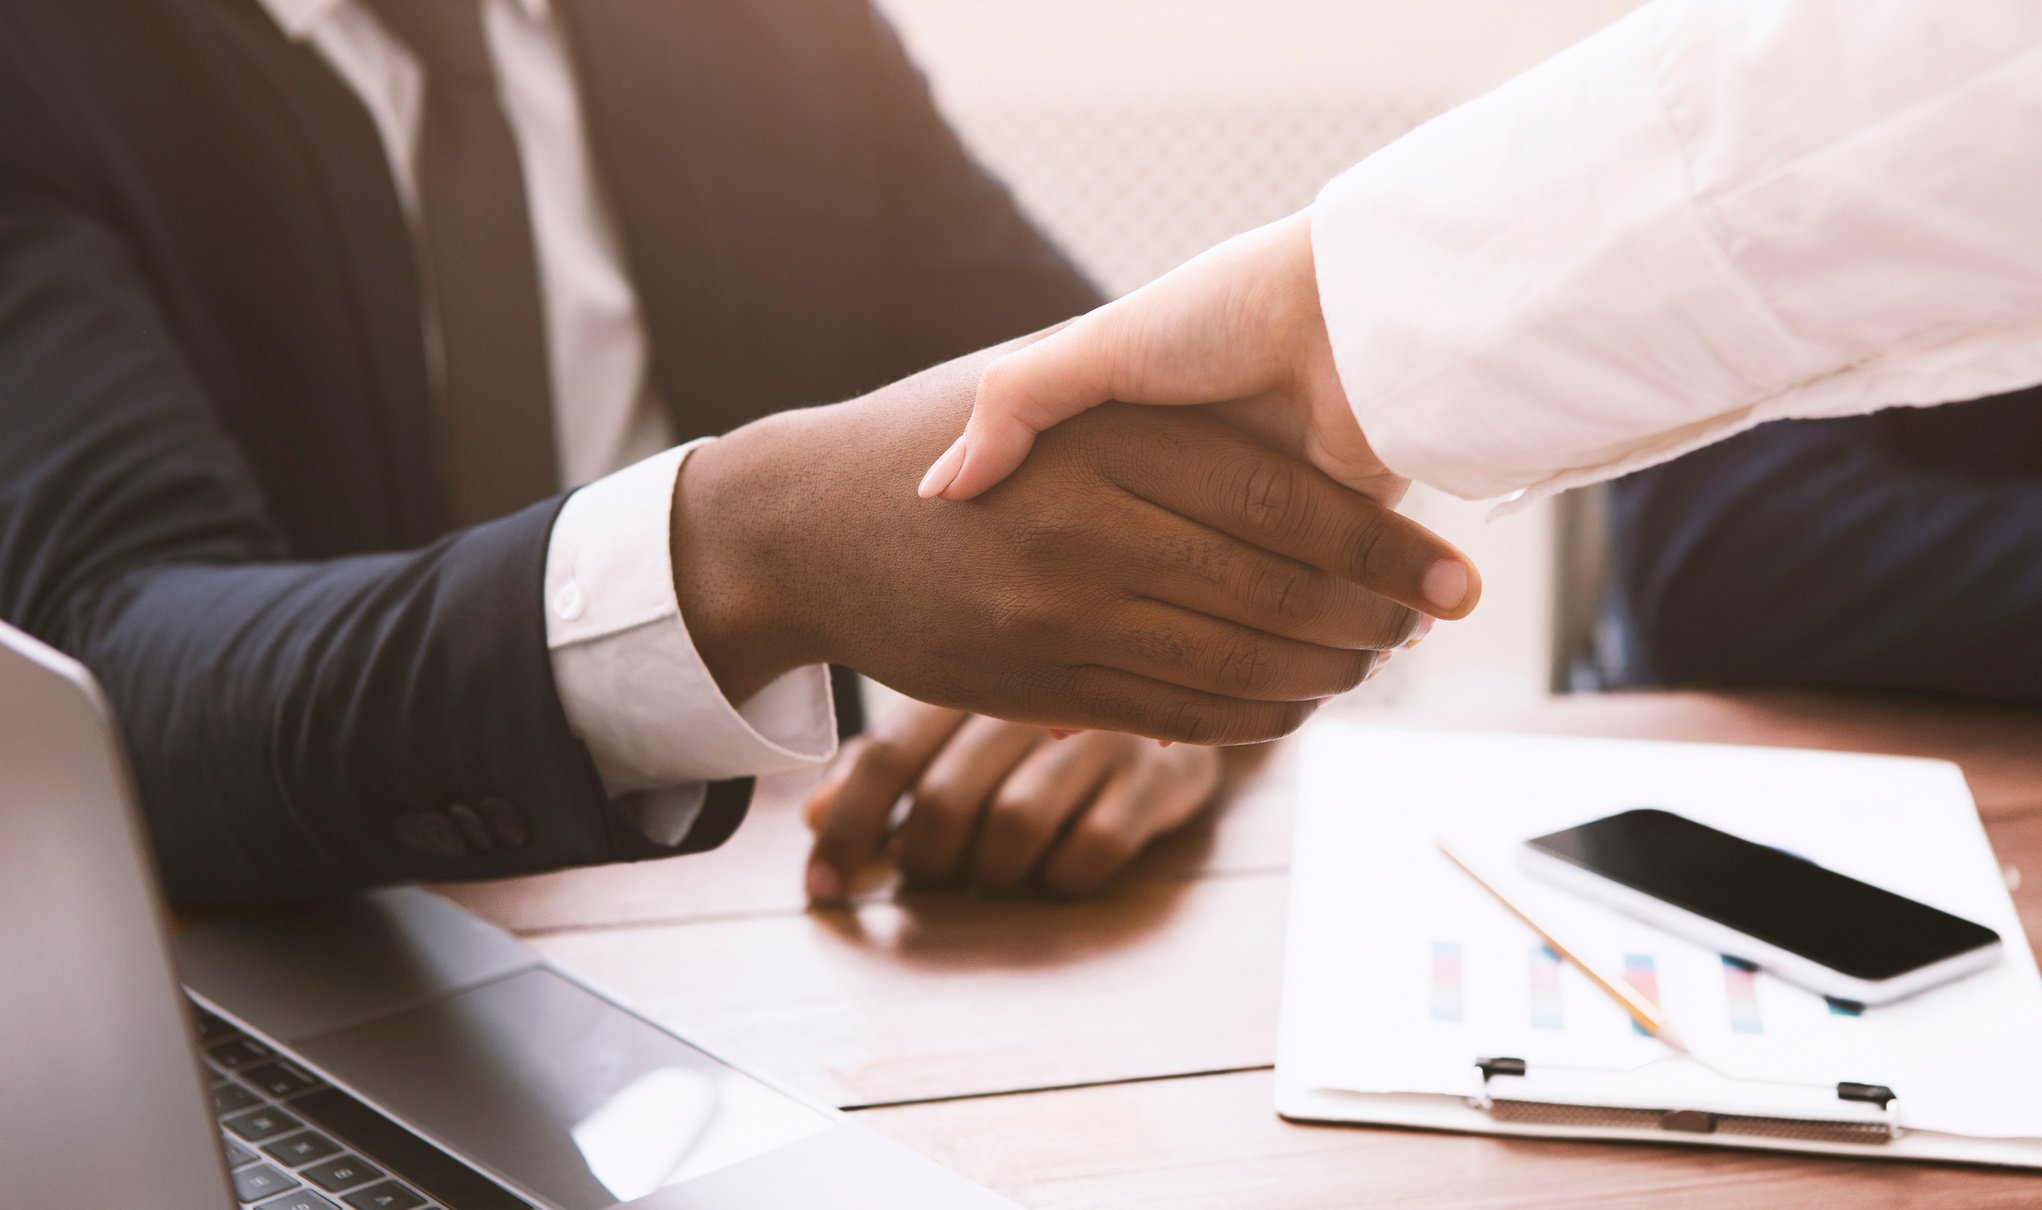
1437, 839, 1690, 1055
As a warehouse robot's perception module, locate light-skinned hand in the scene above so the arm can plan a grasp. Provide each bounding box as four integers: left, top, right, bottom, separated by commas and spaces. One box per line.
917, 212, 1418, 534
802, 699, 1229, 902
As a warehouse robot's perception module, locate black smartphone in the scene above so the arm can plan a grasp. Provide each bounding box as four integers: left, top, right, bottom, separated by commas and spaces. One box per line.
1521, 809, 2001, 1004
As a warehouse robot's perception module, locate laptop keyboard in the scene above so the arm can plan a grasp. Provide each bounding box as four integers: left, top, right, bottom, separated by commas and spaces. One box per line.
194, 1001, 529, 1210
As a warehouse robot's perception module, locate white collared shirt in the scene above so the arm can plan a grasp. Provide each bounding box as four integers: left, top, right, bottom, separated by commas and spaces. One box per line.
258, 0, 836, 839
1312, 0, 2042, 508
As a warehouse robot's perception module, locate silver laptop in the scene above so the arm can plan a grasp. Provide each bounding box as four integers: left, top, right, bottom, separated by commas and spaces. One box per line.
0, 621, 1016, 1209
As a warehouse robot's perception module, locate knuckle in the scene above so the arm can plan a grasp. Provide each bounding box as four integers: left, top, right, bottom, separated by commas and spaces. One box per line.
909, 782, 972, 825
975, 355, 1021, 402
1338, 508, 1393, 582
1207, 453, 1310, 540
856, 738, 917, 785
1010, 513, 1076, 561
898, 817, 968, 877
1075, 817, 1136, 863
1159, 699, 1219, 746
987, 786, 1046, 828
1052, 825, 1136, 892
1205, 634, 1278, 696
978, 814, 1042, 862
1246, 562, 1326, 632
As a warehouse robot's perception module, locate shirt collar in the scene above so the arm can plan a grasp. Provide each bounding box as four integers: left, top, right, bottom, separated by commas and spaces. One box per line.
257, 0, 550, 42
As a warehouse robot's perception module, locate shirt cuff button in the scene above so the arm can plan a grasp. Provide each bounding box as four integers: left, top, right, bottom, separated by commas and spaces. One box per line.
553, 580, 586, 621
445, 802, 494, 852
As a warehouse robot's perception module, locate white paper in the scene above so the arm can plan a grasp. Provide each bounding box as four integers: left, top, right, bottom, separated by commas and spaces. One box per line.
1277, 726, 2042, 1141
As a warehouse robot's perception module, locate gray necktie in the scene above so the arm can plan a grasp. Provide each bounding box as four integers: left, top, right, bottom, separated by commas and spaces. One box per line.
365, 0, 560, 526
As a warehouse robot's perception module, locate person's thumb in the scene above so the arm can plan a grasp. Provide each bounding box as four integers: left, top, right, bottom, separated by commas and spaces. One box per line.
917, 314, 1120, 502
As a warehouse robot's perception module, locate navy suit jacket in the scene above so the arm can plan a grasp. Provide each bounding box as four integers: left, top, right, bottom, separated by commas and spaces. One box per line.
0, 0, 1096, 904
1609, 383, 2042, 701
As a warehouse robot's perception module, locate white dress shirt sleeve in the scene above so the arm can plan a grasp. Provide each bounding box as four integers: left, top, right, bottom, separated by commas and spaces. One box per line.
1311, 0, 2042, 506
544, 442, 838, 803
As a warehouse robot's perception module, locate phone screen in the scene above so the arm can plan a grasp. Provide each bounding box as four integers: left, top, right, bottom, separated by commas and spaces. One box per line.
1526, 809, 1998, 981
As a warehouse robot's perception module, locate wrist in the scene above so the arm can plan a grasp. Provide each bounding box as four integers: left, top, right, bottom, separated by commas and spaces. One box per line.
669, 419, 832, 704
1267, 210, 1328, 380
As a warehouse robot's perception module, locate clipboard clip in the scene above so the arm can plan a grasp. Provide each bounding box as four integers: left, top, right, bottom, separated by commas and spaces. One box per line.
1471, 1057, 1903, 1146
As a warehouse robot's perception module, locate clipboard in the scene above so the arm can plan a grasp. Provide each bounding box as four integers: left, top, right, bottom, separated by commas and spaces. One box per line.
1273, 726, 2042, 1167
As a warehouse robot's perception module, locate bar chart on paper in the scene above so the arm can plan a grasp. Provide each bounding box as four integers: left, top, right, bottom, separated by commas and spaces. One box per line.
1359, 839, 1924, 1105
1420, 939, 1824, 1051
1722, 957, 1763, 1035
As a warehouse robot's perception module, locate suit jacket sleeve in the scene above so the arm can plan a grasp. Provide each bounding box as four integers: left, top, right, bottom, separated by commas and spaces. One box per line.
1611, 415, 2042, 701
0, 177, 746, 907
856, 1, 1104, 376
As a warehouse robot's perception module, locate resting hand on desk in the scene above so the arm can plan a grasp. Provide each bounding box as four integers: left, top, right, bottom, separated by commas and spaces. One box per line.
802, 700, 1230, 900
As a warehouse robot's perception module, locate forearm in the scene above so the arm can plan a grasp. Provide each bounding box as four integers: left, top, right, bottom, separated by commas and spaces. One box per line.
0, 190, 630, 903
55, 503, 622, 904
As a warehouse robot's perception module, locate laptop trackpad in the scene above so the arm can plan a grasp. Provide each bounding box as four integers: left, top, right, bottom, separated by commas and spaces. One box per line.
298, 967, 830, 1209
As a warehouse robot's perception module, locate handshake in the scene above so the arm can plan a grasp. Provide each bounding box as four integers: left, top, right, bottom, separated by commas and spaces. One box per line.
674, 213, 1476, 748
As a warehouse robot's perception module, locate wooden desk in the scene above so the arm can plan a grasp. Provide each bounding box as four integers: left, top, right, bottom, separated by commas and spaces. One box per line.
435, 691, 2042, 1206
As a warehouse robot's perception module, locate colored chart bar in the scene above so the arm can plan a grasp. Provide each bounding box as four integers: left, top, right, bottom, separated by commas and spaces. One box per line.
1529, 945, 1564, 1029
1622, 953, 1659, 1037
1721, 955, 1763, 1034
1431, 941, 1464, 1023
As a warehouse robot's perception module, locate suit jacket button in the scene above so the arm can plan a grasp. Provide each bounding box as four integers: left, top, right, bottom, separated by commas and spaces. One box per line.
394, 810, 467, 859
445, 802, 494, 852
479, 796, 530, 849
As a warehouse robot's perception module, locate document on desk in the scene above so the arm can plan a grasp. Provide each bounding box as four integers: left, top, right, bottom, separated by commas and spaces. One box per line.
1275, 725, 2042, 1166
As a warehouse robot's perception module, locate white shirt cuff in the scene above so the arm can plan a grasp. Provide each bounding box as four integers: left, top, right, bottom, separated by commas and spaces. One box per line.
544, 441, 838, 800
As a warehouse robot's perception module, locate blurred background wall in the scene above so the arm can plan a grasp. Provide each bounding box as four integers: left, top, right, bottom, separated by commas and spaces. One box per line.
873, 0, 1639, 716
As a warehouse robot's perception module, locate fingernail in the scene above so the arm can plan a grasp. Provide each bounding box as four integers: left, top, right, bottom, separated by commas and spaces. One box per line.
1404, 615, 1435, 649
1423, 560, 1470, 613
806, 859, 843, 902
917, 435, 967, 499
1366, 651, 1390, 682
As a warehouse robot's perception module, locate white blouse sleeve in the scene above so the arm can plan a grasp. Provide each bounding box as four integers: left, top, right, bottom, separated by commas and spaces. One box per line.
1311, 0, 2042, 505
